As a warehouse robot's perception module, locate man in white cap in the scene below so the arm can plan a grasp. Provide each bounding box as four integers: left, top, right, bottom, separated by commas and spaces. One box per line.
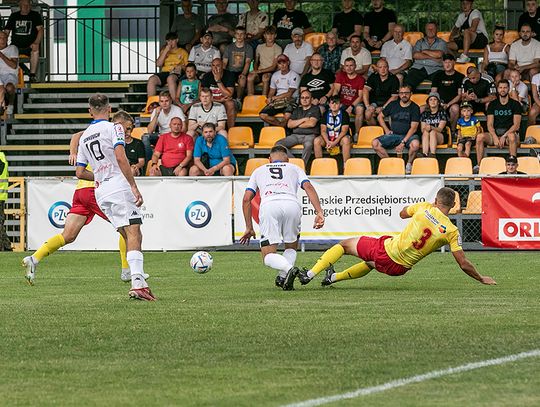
283, 27, 313, 75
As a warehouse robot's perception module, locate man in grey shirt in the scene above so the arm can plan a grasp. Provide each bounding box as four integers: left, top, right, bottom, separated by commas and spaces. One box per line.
276, 89, 321, 165
404, 21, 447, 91
206, 0, 238, 50
170, 0, 203, 51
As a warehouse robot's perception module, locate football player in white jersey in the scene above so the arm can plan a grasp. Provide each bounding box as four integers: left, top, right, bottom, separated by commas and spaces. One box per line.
240, 145, 325, 290
75, 94, 155, 301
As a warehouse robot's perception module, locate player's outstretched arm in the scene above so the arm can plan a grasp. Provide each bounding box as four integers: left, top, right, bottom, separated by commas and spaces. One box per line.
239, 190, 256, 244
303, 182, 325, 229
452, 250, 497, 285
114, 145, 143, 207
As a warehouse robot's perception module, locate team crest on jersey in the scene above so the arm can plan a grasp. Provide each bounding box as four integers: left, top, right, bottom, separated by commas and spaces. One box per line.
438, 225, 447, 233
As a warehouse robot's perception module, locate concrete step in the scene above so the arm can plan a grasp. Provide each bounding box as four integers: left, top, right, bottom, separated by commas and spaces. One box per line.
5, 154, 69, 161
7, 133, 73, 140
28, 92, 127, 99
0, 144, 69, 151
9, 165, 73, 172
12, 123, 87, 130
30, 81, 132, 89
23, 102, 120, 110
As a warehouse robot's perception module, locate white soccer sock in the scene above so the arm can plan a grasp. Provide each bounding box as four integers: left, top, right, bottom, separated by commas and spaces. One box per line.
264, 253, 292, 277
127, 251, 147, 289
282, 248, 297, 267
307, 270, 316, 279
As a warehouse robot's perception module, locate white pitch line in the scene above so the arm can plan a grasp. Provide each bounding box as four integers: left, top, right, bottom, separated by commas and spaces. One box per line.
282, 349, 540, 407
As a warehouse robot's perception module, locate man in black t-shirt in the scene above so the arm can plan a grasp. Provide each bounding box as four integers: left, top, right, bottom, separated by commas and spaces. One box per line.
4, 0, 43, 82
363, 59, 399, 124
273, 0, 313, 48
430, 53, 465, 134
332, 0, 363, 44
476, 79, 522, 167
201, 58, 237, 130
461, 68, 496, 114
300, 53, 334, 108
518, 0, 540, 38
363, 0, 397, 51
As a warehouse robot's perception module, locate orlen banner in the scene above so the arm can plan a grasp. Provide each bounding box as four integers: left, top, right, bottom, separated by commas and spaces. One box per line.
27, 178, 232, 250
233, 177, 443, 242
482, 178, 540, 249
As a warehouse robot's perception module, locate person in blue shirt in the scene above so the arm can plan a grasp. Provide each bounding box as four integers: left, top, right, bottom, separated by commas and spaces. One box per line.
189, 122, 236, 176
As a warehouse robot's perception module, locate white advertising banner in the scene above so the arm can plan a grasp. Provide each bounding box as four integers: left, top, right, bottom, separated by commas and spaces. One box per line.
233, 177, 444, 242
27, 178, 233, 250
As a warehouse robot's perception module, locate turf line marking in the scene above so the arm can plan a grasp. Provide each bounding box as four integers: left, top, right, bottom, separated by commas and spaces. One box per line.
282, 349, 540, 407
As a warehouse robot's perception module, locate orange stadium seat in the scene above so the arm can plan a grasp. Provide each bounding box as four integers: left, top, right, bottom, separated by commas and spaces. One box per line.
254, 126, 285, 148
354, 126, 384, 148
131, 127, 147, 140
305, 32, 326, 49
404, 31, 424, 46
289, 158, 306, 171
444, 157, 473, 178
228, 127, 254, 149
454, 62, 476, 76
237, 95, 267, 117
244, 158, 269, 176
524, 126, 540, 148
344, 158, 372, 175
411, 157, 439, 175
17, 67, 24, 88
462, 190, 482, 214
411, 94, 428, 106
140, 95, 159, 118
377, 157, 405, 175
478, 157, 505, 175
449, 190, 461, 215
437, 31, 451, 42
517, 156, 540, 174
504, 30, 519, 44
310, 158, 338, 175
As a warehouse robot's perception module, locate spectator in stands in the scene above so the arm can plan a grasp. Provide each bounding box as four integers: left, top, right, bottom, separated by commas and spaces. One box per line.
273, 0, 313, 49
170, 0, 203, 52
206, 0, 237, 51
461, 67, 496, 114
380, 24, 412, 84
476, 79, 521, 168
405, 21, 447, 91
430, 53, 464, 136
299, 53, 334, 110
508, 68, 529, 113
259, 54, 299, 127
0, 31, 18, 116
189, 122, 236, 176
147, 32, 188, 104
339, 35, 371, 77
518, 0, 540, 39
529, 71, 540, 124
448, 0, 489, 63
145, 90, 187, 160
4, 0, 43, 83
314, 95, 351, 163
333, 57, 365, 135
509, 23, 540, 81
362, 0, 397, 52
188, 31, 221, 78
283, 28, 313, 75
201, 58, 237, 130
373, 84, 420, 174
363, 58, 399, 125
223, 26, 253, 100
248, 25, 282, 97
177, 62, 201, 114
276, 89, 320, 165
238, 0, 268, 49
481, 26, 509, 83
332, 0, 363, 45
419, 92, 448, 157
115, 111, 145, 176
0, 150, 10, 251
318, 31, 342, 74
499, 155, 526, 174
187, 87, 228, 138
456, 101, 481, 158
149, 117, 193, 176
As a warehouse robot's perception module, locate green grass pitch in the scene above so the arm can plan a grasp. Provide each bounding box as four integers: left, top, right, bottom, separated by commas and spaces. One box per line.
1, 251, 539, 406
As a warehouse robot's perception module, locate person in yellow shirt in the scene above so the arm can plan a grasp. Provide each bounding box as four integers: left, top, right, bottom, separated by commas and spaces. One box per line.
147, 31, 189, 104
283, 187, 496, 289
456, 101, 482, 158
22, 112, 148, 285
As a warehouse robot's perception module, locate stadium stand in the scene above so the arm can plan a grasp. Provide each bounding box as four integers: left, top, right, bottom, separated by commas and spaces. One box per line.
228, 127, 254, 149
254, 127, 285, 149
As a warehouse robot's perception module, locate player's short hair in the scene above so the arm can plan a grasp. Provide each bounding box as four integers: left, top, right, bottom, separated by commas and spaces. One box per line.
349, 34, 362, 42
270, 145, 288, 156
235, 26, 246, 32
437, 187, 456, 208
88, 93, 109, 112
165, 31, 178, 41
202, 122, 216, 131
159, 90, 172, 99
112, 110, 133, 124
185, 62, 197, 71
200, 87, 212, 96
263, 25, 276, 35
497, 78, 510, 87
344, 57, 356, 66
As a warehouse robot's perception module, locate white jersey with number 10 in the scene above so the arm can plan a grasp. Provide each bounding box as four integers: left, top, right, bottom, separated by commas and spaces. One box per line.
76, 119, 131, 202
246, 162, 310, 205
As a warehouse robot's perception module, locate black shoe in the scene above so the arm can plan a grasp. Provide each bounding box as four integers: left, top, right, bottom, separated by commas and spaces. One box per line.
29, 74, 38, 83
275, 275, 285, 288
321, 265, 335, 286
282, 266, 299, 291
297, 268, 312, 285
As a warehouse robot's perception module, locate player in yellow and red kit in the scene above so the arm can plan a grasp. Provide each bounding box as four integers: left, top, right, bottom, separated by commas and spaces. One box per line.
287, 187, 496, 288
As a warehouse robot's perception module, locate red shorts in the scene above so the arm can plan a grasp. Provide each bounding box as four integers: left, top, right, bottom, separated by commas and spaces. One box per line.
69, 187, 108, 225
356, 236, 410, 276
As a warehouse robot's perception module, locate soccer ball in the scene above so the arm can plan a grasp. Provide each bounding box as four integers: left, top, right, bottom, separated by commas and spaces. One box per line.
190, 251, 213, 273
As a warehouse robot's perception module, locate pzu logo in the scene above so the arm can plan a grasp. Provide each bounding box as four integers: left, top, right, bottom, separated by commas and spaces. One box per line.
48, 201, 72, 228
185, 201, 212, 228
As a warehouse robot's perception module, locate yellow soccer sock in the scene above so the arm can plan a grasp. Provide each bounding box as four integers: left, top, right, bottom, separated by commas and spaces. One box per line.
333, 261, 373, 282
119, 235, 128, 269
310, 244, 345, 276
33, 234, 65, 262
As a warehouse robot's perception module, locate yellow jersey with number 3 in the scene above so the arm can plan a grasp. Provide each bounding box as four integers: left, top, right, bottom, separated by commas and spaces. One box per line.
384, 202, 463, 268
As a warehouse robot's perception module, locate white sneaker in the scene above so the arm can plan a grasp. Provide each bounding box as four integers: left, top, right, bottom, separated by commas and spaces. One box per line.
120, 268, 150, 282
405, 163, 412, 174
22, 256, 36, 285
456, 53, 470, 63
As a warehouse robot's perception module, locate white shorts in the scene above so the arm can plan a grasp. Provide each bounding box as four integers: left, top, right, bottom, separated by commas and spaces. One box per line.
259, 200, 301, 246
0, 73, 17, 86
97, 189, 142, 229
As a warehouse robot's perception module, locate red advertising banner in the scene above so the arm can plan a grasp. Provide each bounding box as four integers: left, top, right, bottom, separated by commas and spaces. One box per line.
482, 178, 540, 249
